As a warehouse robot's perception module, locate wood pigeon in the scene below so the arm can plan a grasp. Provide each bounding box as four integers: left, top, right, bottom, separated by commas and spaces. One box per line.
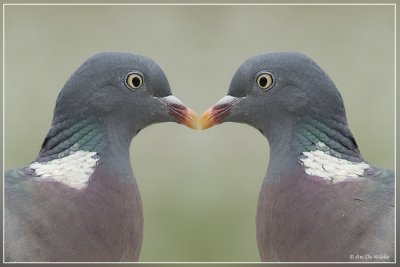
5, 52, 198, 262
199, 52, 394, 262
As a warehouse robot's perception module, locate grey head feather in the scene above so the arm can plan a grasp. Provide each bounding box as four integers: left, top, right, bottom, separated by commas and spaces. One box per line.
37, 52, 196, 162
227, 52, 347, 133
53, 52, 173, 136
204, 52, 360, 162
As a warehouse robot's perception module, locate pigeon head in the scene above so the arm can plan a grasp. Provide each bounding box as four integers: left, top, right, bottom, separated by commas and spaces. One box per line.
200, 52, 361, 162
37, 52, 198, 162
200, 52, 345, 134
55, 52, 198, 132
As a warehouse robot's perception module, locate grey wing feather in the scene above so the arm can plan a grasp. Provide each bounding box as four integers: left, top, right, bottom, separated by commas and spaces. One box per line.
4, 167, 40, 261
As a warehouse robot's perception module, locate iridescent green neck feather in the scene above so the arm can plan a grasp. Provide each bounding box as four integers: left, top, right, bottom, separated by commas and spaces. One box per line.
296, 117, 362, 162
37, 118, 103, 162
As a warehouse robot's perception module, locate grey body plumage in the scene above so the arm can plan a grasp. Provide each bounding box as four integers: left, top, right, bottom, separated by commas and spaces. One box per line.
200, 52, 394, 262
5, 52, 197, 262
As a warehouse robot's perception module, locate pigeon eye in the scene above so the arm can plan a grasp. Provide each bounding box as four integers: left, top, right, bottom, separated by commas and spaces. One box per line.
256, 73, 274, 90
126, 73, 143, 90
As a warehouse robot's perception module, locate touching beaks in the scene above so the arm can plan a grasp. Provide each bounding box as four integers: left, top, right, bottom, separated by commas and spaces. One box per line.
158, 94, 243, 130
180, 107, 199, 130
199, 95, 242, 130
158, 95, 199, 130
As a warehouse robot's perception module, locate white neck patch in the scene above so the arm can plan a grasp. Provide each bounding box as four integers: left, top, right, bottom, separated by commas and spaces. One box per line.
300, 142, 369, 183
30, 150, 99, 190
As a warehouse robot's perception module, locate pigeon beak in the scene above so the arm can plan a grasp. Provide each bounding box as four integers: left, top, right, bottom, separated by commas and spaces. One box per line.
199, 95, 242, 130
178, 107, 199, 130
158, 95, 199, 130
199, 108, 217, 130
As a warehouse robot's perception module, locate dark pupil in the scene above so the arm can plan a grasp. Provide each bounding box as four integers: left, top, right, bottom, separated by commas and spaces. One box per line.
259, 77, 268, 87
132, 77, 141, 87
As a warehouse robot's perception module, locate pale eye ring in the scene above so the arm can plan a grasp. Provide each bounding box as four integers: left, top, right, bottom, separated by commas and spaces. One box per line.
256, 72, 274, 90
125, 72, 143, 90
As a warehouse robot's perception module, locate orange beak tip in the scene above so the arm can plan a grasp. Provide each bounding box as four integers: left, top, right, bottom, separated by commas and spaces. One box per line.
199, 108, 217, 130
182, 108, 200, 130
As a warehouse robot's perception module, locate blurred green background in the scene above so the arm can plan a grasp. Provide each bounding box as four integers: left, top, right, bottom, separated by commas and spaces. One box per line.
4, 5, 394, 262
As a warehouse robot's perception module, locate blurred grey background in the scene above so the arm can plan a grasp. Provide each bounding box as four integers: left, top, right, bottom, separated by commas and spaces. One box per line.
4, 5, 394, 262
